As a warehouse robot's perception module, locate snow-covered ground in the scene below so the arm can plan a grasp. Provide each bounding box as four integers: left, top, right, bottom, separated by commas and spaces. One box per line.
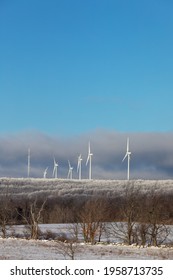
1, 237, 173, 260
1, 178, 173, 260
0, 224, 173, 260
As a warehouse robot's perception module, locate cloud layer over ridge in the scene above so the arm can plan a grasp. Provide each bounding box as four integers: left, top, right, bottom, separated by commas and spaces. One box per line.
0, 130, 173, 180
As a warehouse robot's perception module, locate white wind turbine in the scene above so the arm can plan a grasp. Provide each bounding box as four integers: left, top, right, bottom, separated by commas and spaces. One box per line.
53, 158, 58, 178
86, 141, 93, 180
67, 160, 73, 179
43, 167, 48, 179
77, 154, 82, 180
122, 137, 131, 180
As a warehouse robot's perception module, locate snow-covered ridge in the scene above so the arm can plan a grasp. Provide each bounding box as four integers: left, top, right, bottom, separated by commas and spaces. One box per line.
0, 178, 173, 197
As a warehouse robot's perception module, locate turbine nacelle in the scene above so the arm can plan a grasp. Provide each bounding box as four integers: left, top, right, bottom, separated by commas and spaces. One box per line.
77, 154, 82, 171
86, 155, 92, 166
77, 154, 82, 180
86, 141, 93, 180
122, 137, 131, 180
122, 151, 131, 162
53, 158, 58, 178
67, 160, 73, 179
86, 142, 93, 165
54, 158, 58, 167
68, 160, 73, 170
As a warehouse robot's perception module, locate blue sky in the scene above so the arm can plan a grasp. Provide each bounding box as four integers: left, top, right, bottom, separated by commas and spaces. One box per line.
1, 0, 173, 179
1, 0, 173, 136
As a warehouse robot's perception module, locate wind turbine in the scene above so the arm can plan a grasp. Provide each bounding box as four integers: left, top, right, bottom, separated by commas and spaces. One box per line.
43, 167, 48, 179
77, 154, 82, 180
27, 148, 31, 178
122, 137, 131, 180
53, 158, 58, 178
86, 141, 93, 180
67, 160, 73, 179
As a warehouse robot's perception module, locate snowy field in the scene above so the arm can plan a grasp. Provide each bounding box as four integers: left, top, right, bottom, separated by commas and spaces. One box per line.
1, 237, 173, 260
1, 178, 173, 260
0, 224, 173, 260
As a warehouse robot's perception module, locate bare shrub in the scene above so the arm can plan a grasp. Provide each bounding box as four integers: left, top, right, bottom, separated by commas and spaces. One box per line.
56, 232, 69, 242
55, 229, 79, 260
56, 239, 79, 260
43, 230, 57, 240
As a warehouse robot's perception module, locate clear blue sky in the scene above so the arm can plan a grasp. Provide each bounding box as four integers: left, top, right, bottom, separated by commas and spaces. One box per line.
1, 0, 173, 136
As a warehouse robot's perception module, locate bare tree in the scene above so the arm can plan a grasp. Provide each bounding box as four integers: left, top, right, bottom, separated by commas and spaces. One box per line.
79, 198, 107, 244
134, 223, 150, 247
0, 187, 13, 238
145, 191, 170, 246
110, 183, 142, 245
16, 198, 47, 239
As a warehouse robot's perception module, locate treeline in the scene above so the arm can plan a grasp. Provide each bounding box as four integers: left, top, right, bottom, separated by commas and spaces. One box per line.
0, 180, 173, 246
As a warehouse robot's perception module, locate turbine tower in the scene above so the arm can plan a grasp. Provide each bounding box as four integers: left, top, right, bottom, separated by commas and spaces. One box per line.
86, 141, 93, 180
27, 148, 31, 178
77, 154, 82, 180
67, 160, 73, 180
122, 137, 131, 180
43, 167, 48, 179
53, 158, 58, 178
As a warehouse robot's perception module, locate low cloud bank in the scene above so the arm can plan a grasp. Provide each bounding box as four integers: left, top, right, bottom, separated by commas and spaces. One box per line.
0, 130, 173, 180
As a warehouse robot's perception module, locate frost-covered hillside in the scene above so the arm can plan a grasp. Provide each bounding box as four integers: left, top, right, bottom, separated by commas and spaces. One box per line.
0, 178, 173, 198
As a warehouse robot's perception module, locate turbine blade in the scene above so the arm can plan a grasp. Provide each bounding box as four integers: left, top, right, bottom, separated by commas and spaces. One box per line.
122, 153, 127, 162
52, 167, 55, 176
86, 155, 90, 165
88, 141, 90, 154
127, 137, 129, 152
77, 161, 79, 172
86, 142, 91, 165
